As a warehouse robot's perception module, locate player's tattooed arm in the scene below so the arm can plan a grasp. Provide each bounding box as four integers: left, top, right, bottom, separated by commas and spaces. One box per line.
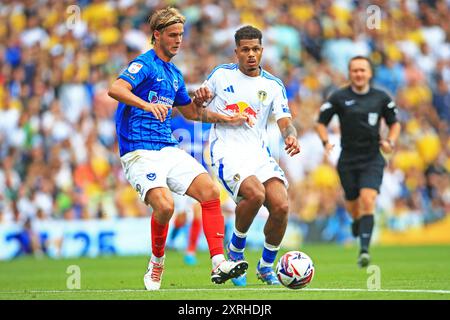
196, 108, 248, 125
178, 99, 248, 125
189, 85, 250, 125
281, 123, 297, 140
198, 108, 226, 123
278, 118, 300, 156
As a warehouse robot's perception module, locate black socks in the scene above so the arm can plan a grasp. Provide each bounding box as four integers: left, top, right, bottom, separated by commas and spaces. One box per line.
359, 215, 374, 254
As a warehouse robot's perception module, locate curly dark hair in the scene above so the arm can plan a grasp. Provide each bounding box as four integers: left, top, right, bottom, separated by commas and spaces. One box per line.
234, 25, 262, 46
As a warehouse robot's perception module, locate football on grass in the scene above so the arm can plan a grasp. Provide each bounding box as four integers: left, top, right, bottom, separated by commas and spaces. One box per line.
276, 251, 315, 289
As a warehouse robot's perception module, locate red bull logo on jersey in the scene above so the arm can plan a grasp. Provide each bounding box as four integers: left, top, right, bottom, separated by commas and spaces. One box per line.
224, 101, 258, 118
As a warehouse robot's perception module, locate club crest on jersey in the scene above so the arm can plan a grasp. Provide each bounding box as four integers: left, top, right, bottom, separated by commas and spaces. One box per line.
128, 62, 143, 74
148, 91, 158, 103
173, 80, 179, 91
257, 90, 267, 102
136, 184, 143, 196
147, 173, 156, 181
368, 112, 378, 126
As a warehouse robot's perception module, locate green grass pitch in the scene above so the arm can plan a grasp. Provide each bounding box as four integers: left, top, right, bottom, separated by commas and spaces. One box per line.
0, 244, 449, 300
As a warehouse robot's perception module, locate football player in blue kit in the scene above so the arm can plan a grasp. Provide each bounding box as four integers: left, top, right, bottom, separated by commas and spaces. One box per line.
108, 7, 249, 290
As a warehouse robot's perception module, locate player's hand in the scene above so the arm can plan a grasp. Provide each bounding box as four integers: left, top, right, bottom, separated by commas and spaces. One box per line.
245, 115, 256, 127
380, 139, 394, 154
323, 141, 335, 156
224, 113, 249, 126
143, 103, 172, 122
285, 136, 300, 156
194, 86, 212, 107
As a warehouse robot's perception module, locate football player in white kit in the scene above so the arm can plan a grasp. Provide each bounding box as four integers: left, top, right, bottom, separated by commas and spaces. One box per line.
108, 8, 250, 291
194, 25, 300, 286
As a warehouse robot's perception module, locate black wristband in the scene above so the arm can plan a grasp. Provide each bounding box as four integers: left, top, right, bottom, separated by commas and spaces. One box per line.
322, 140, 328, 147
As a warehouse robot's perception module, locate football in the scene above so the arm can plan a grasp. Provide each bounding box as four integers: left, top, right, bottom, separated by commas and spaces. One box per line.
276, 251, 315, 289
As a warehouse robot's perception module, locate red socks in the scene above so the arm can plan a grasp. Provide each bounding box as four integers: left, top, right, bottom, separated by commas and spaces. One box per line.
151, 199, 224, 258
187, 216, 201, 253
151, 216, 169, 258
201, 199, 225, 257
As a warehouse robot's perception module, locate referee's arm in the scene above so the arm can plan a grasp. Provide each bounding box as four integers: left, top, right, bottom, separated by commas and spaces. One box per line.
315, 100, 337, 152
380, 121, 401, 153
380, 96, 401, 153
316, 122, 330, 145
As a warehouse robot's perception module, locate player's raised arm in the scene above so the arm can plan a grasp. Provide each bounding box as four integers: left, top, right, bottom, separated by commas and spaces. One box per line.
108, 78, 171, 122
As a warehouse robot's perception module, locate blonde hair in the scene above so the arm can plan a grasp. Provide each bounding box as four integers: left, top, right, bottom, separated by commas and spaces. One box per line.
149, 7, 186, 44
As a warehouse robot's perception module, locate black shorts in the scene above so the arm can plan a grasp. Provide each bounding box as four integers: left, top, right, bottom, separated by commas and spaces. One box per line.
337, 152, 386, 201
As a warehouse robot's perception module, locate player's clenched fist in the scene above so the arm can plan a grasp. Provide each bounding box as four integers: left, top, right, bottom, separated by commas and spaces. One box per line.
193, 86, 213, 107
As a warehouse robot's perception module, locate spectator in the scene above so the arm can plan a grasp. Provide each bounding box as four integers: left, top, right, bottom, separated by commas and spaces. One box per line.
0, 0, 447, 249
432, 77, 450, 126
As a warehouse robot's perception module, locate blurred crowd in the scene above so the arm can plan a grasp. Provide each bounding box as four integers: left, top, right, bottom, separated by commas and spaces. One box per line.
0, 0, 449, 242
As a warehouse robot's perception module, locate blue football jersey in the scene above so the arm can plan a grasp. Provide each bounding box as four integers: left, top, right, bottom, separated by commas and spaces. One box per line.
115, 49, 192, 156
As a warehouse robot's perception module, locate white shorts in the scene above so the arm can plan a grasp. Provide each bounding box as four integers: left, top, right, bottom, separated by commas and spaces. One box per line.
211, 152, 288, 203
120, 147, 207, 202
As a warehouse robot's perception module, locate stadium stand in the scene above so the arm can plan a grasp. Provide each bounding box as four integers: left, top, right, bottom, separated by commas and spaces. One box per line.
0, 0, 448, 254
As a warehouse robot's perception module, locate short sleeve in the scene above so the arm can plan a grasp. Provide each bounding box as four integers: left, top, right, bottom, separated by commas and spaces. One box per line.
174, 76, 192, 106
198, 67, 219, 108
204, 69, 217, 93
317, 92, 338, 125
272, 83, 291, 121
381, 92, 398, 126
118, 59, 151, 89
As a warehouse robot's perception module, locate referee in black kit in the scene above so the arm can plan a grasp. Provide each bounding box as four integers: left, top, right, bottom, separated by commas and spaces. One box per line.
315, 56, 401, 267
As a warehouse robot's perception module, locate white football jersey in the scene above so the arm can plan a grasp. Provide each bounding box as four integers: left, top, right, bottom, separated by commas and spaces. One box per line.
204, 63, 291, 162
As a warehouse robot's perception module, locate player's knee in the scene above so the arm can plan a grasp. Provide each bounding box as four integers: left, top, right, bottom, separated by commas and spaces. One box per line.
278, 201, 290, 216
271, 201, 289, 220
199, 183, 220, 201
209, 184, 221, 200
149, 197, 175, 223
155, 205, 174, 224
359, 194, 376, 213
245, 188, 265, 207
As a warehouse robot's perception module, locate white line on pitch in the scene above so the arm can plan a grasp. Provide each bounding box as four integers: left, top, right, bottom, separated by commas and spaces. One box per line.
0, 288, 449, 294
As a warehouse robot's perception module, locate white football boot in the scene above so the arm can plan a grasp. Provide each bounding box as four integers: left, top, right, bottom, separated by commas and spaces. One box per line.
144, 256, 165, 290
211, 259, 248, 284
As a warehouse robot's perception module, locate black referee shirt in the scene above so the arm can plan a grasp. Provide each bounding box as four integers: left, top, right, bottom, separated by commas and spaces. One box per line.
318, 85, 398, 163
